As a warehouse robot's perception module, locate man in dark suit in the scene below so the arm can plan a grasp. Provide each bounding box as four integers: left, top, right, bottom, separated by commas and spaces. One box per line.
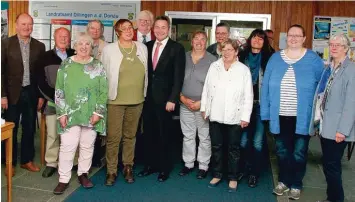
132, 10, 156, 43
138, 15, 186, 182
1, 13, 45, 176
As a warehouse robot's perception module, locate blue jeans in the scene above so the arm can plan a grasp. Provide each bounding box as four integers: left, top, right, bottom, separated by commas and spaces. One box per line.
321, 137, 347, 202
240, 104, 265, 176
274, 116, 310, 190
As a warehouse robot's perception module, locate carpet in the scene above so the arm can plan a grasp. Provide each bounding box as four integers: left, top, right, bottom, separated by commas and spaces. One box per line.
65, 163, 276, 202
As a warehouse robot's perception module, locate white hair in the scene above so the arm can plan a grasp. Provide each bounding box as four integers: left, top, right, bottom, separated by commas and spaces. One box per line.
329, 34, 351, 52
73, 32, 94, 48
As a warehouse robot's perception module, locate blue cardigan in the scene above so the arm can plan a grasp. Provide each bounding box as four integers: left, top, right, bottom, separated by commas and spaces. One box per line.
260, 50, 324, 135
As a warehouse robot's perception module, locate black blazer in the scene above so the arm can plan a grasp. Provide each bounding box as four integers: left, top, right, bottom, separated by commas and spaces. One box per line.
146, 38, 186, 105
1, 35, 45, 104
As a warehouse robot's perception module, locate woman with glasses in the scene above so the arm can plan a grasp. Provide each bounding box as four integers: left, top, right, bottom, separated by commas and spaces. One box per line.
101, 19, 148, 185
314, 34, 355, 202
201, 38, 253, 192
260, 24, 324, 200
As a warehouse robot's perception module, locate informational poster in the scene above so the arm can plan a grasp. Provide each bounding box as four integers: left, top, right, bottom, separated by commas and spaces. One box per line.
314, 17, 331, 40
29, 1, 140, 50
1, 1, 8, 40
313, 16, 355, 62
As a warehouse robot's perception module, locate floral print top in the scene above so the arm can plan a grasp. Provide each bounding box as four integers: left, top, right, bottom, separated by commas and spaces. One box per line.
55, 56, 108, 135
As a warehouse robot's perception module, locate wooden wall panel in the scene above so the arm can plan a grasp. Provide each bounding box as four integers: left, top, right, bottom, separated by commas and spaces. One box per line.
6, 1, 355, 48
8, 1, 29, 36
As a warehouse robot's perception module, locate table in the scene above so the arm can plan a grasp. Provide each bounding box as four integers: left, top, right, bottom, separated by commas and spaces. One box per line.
1, 122, 14, 202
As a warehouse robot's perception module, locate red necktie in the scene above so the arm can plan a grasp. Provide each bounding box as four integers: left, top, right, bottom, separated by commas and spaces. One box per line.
152, 42, 162, 70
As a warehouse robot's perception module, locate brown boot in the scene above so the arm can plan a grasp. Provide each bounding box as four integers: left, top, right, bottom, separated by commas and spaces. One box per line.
123, 165, 135, 183
4, 166, 15, 177
53, 182, 69, 195
105, 173, 117, 186
78, 173, 94, 188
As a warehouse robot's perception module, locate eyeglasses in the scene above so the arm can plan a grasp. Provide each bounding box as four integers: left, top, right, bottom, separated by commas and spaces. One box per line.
138, 19, 150, 23
222, 48, 235, 53
329, 43, 344, 48
287, 35, 304, 38
120, 27, 133, 32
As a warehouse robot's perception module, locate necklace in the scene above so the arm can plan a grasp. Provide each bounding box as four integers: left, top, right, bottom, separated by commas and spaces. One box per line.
118, 41, 135, 62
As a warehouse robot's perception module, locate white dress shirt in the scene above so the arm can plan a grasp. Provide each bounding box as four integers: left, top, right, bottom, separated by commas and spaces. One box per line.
152, 37, 169, 62
137, 30, 152, 43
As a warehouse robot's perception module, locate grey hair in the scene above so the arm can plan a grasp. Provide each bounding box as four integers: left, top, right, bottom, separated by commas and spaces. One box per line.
73, 32, 94, 48
137, 10, 154, 23
329, 34, 351, 52
87, 19, 104, 38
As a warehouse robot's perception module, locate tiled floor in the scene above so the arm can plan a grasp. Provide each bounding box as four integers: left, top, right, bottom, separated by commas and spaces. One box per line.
2, 132, 355, 202
268, 135, 355, 202
1, 131, 101, 202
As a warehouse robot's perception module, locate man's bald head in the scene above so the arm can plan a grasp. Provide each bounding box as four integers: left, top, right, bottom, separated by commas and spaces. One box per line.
15, 13, 33, 39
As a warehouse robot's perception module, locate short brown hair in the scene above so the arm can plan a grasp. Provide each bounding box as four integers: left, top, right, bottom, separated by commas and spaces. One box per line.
114, 19, 133, 36
221, 38, 239, 51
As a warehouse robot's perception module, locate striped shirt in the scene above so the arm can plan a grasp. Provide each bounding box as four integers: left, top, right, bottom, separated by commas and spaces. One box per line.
18, 37, 31, 86
279, 50, 305, 116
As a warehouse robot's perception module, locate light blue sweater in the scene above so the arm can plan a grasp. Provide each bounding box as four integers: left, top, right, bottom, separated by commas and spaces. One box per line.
260, 49, 324, 135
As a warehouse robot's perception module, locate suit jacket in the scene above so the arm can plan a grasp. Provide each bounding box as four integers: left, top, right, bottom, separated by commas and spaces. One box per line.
146, 38, 185, 105
133, 29, 155, 43
1, 35, 45, 105
36, 48, 75, 102
310, 57, 355, 142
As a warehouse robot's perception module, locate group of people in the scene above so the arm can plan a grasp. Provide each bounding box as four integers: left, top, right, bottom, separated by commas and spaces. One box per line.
1, 9, 354, 202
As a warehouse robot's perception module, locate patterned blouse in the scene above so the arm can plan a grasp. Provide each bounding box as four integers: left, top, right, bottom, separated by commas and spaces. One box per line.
55, 56, 108, 135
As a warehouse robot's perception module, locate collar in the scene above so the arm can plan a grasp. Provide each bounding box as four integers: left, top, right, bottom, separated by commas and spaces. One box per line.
138, 30, 151, 38
17, 35, 31, 45
331, 56, 347, 72
55, 47, 67, 53
155, 37, 169, 46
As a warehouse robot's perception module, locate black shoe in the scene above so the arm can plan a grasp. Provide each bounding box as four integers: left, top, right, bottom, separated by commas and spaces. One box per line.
157, 172, 169, 182
248, 175, 258, 188
178, 166, 193, 176
105, 173, 117, 186
236, 173, 244, 182
138, 166, 157, 177
42, 166, 56, 178
196, 169, 207, 179
78, 173, 94, 189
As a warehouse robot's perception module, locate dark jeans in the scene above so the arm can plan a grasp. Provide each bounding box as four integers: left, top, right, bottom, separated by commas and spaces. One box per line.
274, 116, 310, 189
321, 137, 347, 202
3, 86, 37, 166
210, 121, 242, 180
240, 104, 265, 176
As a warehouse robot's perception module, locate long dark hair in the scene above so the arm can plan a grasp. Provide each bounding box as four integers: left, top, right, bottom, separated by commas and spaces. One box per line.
244, 29, 272, 54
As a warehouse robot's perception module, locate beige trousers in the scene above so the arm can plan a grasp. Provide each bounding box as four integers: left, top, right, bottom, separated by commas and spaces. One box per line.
37, 112, 78, 167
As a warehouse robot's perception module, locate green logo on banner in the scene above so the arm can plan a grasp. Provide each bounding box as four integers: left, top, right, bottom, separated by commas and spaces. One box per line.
128, 13, 134, 20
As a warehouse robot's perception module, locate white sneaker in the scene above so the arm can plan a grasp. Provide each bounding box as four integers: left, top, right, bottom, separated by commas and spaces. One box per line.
272, 182, 290, 196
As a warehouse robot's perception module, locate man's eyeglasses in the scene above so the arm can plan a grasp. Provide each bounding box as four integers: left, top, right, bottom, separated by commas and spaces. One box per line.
139, 19, 150, 23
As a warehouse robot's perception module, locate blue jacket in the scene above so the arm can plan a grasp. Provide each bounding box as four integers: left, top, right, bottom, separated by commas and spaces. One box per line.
260, 50, 324, 135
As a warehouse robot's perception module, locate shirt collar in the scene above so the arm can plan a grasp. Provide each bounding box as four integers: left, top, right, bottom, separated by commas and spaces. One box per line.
155, 37, 169, 46
138, 30, 151, 38
17, 35, 31, 45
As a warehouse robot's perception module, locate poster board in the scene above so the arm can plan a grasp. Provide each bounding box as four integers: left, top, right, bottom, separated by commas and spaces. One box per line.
313, 16, 355, 63
29, 1, 140, 50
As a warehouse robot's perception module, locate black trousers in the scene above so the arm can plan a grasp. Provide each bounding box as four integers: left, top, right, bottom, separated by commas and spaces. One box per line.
3, 86, 37, 166
321, 137, 347, 202
142, 101, 173, 173
209, 121, 242, 180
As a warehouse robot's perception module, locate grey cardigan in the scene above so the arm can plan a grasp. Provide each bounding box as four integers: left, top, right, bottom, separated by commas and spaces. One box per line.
311, 57, 355, 142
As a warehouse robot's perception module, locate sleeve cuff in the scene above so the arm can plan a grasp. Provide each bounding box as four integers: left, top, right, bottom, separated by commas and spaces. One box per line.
57, 114, 67, 120
93, 112, 104, 118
